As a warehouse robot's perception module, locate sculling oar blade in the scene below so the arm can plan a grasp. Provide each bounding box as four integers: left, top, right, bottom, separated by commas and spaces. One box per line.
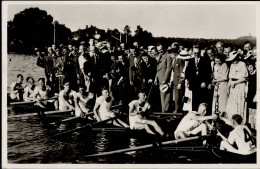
85, 135, 205, 157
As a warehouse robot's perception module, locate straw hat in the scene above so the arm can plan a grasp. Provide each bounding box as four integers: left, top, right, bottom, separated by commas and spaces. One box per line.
244, 50, 253, 60
226, 51, 239, 62
176, 50, 191, 60
160, 84, 169, 93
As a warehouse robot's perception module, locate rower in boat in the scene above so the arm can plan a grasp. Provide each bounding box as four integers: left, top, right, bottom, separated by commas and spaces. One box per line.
9, 74, 25, 102
128, 90, 166, 137
58, 81, 76, 111
23, 76, 36, 101
174, 103, 217, 144
216, 114, 256, 155
93, 87, 129, 128
33, 77, 58, 110
74, 85, 95, 117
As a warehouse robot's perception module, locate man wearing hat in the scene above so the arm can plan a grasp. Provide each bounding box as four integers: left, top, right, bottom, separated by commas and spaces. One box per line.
154, 44, 173, 113
172, 50, 191, 114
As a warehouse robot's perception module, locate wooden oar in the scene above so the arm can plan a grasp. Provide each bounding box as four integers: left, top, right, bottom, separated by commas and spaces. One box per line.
85, 135, 205, 157
49, 112, 94, 125
10, 117, 118, 147
8, 109, 73, 118
10, 96, 58, 107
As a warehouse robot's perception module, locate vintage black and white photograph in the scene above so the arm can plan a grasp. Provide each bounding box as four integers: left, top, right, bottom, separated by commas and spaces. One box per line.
2, 1, 259, 167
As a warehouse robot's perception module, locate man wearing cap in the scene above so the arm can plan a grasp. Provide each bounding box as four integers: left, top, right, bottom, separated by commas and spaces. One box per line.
154, 44, 173, 113
172, 50, 190, 114
185, 46, 212, 112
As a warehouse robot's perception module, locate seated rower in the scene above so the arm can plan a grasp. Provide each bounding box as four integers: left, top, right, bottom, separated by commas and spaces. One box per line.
93, 87, 129, 128
217, 114, 256, 155
128, 91, 165, 137
74, 85, 95, 117
174, 103, 217, 140
34, 78, 58, 110
10, 74, 25, 102
23, 76, 36, 101
58, 81, 76, 111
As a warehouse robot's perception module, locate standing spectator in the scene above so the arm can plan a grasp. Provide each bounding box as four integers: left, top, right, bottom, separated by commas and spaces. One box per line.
246, 59, 256, 129
211, 54, 229, 114
225, 51, 248, 123
139, 52, 156, 95
185, 46, 212, 112
45, 47, 55, 94
64, 45, 80, 91
128, 45, 142, 98
154, 44, 173, 113
172, 50, 190, 114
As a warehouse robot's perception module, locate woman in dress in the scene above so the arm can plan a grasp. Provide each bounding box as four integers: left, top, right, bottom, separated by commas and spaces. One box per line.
225, 51, 248, 122
212, 54, 229, 114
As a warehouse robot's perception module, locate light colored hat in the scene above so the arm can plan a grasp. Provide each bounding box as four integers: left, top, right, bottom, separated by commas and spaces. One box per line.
160, 84, 169, 93
64, 82, 70, 86
167, 46, 172, 51
226, 51, 239, 62
244, 50, 253, 60
148, 46, 155, 51
176, 50, 191, 60
171, 42, 179, 48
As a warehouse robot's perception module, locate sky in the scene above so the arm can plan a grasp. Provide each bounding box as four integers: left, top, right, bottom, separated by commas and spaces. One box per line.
6, 2, 257, 39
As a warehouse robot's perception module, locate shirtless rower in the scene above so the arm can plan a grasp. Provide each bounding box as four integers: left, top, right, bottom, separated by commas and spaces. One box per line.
34, 78, 58, 110
10, 74, 25, 102
174, 103, 217, 141
216, 114, 256, 155
23, 76, 36, 101
93, 87, 129, 128
58, 82, 76, 111
128, 91, 166, 137
74, 85, 95, 117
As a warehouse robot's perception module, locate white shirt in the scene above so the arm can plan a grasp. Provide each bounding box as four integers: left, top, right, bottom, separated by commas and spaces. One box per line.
128, 100, 151, 119
228, 125, 256, 155
78, 54, 87, 69
174, 112, 201, 134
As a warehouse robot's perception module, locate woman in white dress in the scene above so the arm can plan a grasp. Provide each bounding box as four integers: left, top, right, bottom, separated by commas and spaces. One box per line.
225, 51, 248, 122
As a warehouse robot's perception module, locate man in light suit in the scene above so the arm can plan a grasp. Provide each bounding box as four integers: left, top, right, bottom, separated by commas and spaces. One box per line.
154, 44, 173, 113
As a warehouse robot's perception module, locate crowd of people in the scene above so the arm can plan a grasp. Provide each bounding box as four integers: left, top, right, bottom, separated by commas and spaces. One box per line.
9, 39, 257, 154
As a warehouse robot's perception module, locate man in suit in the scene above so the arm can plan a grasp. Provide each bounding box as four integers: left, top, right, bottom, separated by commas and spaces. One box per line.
172, 49, 190, 114
128, 45, 142, 98
185, 46, 212, 112
154, 44, 173, 113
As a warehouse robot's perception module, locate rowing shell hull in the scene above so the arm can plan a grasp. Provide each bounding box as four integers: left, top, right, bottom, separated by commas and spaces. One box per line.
211, 148, 256, 163
10, 101, 35, 108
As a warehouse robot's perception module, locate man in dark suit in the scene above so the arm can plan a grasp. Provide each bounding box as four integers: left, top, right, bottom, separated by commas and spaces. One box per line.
185, 46, 212, 112
139, 52, 157, 95
128, 45, 142, 98
154, 44, 173, 113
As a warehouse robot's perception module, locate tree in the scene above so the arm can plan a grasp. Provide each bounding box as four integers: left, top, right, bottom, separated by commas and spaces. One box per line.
8, 7, 71, 54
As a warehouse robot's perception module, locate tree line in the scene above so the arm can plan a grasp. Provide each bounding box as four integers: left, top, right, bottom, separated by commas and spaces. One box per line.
7, 7, 256, 55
